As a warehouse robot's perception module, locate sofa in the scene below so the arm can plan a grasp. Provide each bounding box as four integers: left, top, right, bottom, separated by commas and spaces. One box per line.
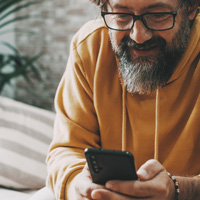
0, 96, 56, 199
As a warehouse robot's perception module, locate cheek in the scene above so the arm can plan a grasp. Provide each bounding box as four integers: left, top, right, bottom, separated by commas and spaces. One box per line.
155, 32, 174, 44
111, 29, 179, 46
155, 18, 182, 44
110, 30, 128, 45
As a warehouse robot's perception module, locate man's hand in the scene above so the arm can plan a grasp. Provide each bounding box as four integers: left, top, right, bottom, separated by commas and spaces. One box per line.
74, 164, 106, 199
91, 159, 175, 200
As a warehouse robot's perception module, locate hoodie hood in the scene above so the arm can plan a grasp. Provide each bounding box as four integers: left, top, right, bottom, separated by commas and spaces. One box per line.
168, 14, 200, 84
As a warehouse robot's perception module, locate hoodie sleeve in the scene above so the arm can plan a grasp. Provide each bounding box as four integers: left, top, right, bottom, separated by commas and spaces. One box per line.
46, 35, 101, 200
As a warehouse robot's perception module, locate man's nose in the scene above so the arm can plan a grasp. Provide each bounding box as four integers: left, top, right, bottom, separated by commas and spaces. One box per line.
129, 20, 153, 44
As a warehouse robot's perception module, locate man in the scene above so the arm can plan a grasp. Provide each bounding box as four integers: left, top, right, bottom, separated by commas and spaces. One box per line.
47, 0, 200, 199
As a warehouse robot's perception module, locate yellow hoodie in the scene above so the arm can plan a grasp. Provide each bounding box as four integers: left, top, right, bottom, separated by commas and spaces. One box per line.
47, 14, 200, 200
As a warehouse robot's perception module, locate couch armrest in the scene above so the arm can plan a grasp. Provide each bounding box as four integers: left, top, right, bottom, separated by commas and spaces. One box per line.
28, 187, 56, 200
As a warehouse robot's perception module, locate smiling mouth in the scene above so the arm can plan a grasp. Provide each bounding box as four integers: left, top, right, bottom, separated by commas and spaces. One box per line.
133, 43, 158, 50
131, 45, 159, 57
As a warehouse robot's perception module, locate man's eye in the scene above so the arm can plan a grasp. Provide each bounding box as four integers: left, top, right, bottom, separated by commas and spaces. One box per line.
148, 13, 171, 21
115, 14, 131, 21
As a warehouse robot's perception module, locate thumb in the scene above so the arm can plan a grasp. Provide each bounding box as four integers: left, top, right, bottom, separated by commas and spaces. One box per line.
137, 159, 165, 181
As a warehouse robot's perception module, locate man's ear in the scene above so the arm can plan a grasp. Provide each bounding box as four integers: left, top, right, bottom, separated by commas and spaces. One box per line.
188, 4, 199, 20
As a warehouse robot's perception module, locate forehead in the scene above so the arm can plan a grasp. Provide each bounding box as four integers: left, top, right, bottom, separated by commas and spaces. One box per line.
108, 0, 180, 11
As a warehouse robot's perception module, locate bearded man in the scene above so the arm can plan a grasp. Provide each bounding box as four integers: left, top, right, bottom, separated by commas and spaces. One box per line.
47, 0, 200, 199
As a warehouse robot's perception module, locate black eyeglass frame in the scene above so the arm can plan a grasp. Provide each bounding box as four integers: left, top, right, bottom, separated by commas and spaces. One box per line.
101, 2, 184, 31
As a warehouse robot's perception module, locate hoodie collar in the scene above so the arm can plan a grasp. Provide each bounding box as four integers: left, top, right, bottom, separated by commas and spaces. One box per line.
167, 13, 200, 84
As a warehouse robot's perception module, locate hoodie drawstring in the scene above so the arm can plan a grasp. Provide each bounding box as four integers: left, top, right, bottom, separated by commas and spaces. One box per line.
154, 89, 160, 160
121, 86, 160, 161
122, 85, 127, 151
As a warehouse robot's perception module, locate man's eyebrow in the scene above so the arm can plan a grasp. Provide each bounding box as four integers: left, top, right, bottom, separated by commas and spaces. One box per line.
112, 3, 132, 10
112, 2, 173, 11
145, 3, 173, 10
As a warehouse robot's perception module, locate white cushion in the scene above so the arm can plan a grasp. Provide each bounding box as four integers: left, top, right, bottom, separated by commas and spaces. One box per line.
0, 96, 55, 189
0, 188, 37, 200
28, 186, 56, 200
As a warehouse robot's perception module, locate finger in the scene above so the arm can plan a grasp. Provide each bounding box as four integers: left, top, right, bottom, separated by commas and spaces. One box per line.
91, 188, 147, 200
77, 179, 105, 198
105, 170, 169, 198
105, 180, 152, 198
75, 164, 105, 199
84, 163, 91, 174
137, 159, 165, 180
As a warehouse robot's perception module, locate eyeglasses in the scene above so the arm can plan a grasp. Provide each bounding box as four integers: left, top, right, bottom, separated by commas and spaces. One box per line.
101, 3, 184, 31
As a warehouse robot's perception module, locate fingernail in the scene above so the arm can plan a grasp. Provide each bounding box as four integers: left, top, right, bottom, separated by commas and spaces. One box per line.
91, 190, 101, 199
105, 181, 113, 189
137, 169, 148, 179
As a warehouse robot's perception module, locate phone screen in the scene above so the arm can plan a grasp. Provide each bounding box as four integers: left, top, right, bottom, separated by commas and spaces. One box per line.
85, 148, 138, 185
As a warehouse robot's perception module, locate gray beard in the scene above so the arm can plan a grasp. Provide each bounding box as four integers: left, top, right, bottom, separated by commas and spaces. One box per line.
110, 17, 191, 94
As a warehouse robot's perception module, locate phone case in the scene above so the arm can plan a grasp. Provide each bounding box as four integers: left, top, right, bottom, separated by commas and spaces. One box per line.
84, 148, 138, 185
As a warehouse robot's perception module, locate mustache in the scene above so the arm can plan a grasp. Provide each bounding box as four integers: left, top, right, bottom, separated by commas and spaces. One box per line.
121, 36, 166, 50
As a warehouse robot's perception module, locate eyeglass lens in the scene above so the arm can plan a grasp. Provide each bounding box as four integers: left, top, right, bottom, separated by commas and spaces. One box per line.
104, 13, 174, 31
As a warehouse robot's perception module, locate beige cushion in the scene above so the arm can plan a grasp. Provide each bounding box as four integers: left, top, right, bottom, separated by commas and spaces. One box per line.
0, 96, 55, 189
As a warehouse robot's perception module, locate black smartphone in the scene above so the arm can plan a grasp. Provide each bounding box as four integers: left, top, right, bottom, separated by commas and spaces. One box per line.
84, 148, 138, 185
